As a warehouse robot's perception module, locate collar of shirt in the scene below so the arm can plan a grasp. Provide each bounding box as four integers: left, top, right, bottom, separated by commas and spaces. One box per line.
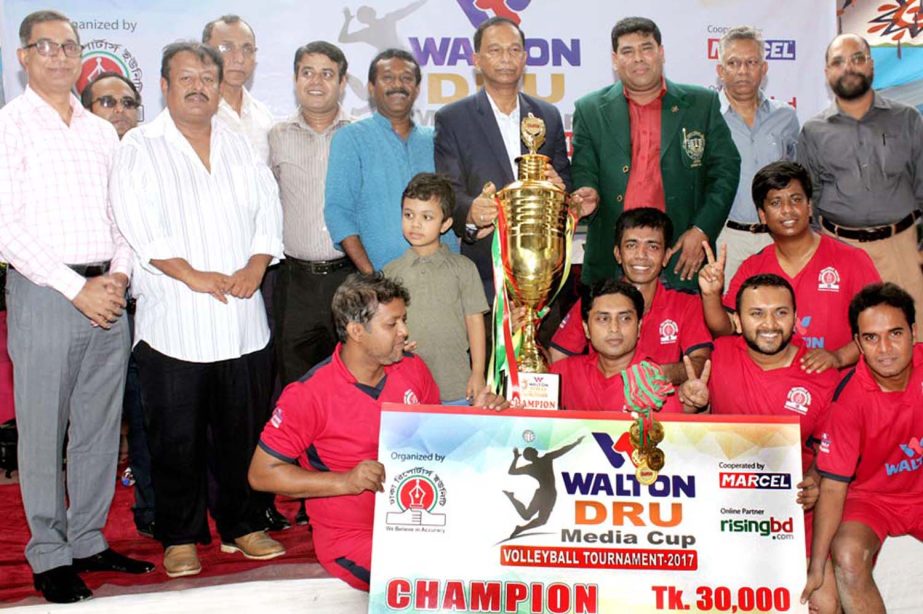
371, 111, 418, 141
154, 107, 226, 165
853, 344, 923, 394
284, 105, 352, 136
718, 88, 770, 116
823, 90, 891, 121
406, 244, 451, 267
486, 90, 521, 176
218, 86, 260, 121
623, 78, 667, 106
23, 85, 87, 127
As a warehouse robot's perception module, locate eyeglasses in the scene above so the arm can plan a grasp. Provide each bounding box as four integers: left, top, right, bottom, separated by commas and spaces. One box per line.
723, 58, 763, 71
216, 42, 257, 57
24, 38, 83, 58
93, 95, 140, 110
827, 52, 871, 69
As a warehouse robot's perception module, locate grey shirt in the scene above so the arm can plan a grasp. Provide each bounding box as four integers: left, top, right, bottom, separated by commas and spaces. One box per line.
797, 92, 923, 226
269, 108, 351, 261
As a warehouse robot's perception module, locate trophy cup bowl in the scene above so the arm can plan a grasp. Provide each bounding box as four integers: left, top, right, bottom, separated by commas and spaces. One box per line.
496, 152, 569, 373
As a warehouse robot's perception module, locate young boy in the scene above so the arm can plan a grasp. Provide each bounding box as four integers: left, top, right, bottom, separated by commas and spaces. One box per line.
383, 173, 488, 405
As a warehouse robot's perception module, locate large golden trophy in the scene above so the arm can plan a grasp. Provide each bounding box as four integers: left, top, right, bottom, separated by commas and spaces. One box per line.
490, 113, 576, 407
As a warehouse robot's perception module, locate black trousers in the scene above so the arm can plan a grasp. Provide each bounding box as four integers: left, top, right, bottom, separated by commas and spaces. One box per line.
134, 341, 272, 547
273, 259, 355, 386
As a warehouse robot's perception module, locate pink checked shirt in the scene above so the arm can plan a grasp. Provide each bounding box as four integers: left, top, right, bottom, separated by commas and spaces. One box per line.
0, 86, 131, 300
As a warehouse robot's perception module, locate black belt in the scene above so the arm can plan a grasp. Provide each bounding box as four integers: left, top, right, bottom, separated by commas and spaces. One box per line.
284, 255, 351, 275
9, 261, 110, 278
726, 220, 768, 234
820, 211, 920, 243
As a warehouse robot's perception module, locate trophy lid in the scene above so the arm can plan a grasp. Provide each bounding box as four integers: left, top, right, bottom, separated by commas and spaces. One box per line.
521, 113, 545, 155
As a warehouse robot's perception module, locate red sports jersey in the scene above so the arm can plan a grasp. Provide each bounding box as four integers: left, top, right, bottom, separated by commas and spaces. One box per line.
550, 282, 713, 362
723, 235, 880, 353
258, 345, 439, 588
709, 336, 838, 473
817, 344, 923, 499
550, 351, 683, 413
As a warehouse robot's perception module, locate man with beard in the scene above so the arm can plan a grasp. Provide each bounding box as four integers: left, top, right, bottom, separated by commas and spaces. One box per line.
325, 49, 454, 272
699, 161, 880, 373
798, 34, 923, 337
549, 208, 712, 385
708, 274, 840, 613
802, 283, 923, 614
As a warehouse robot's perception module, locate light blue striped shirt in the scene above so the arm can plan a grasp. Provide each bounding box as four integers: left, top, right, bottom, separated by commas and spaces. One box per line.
720, 91, 800, 224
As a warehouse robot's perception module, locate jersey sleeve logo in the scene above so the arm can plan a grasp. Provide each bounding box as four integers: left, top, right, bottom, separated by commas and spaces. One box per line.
658, 319, 679, 344
818, 432, 831, 454
817, 267, 841, 292
783, 386, 812, 415
403, 389, 420, 405
270, 407, 284, 428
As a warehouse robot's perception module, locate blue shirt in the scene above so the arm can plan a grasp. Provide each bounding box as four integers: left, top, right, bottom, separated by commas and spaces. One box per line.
324, 113, 456, 270
720, 91, 799, 224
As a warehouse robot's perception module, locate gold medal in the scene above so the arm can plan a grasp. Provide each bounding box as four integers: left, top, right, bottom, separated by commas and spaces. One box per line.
648, 420, 664, 444
647, 447, 665, 471
631, 448, 645, 466
635, 460, 658, 485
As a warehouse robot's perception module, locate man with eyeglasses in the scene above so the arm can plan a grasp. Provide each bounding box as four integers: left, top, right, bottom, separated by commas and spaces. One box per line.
203, 14, 273, 163
798, 33, 923, 339
325, 49, 454, 273
715, 26, 799, 285
434, 16, 585, 304
572, 16, 740, 293
0, 10, 154, 603
80, 72, 141, 139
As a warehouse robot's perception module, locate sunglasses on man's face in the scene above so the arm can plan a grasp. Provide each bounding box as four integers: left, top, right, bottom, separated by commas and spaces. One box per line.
93, 95, 140, 110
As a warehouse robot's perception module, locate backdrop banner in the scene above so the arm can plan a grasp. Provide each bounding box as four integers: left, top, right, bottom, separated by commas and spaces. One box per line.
1, 0, 836, 130
370, 404, 808, 613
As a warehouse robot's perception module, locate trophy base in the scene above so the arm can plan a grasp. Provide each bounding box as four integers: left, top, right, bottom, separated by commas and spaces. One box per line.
505, 372, 561, 410
517, 346, 547, 373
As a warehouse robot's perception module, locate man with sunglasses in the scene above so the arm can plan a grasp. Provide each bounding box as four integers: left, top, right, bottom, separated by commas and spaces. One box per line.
81, 72, 141, 139
203, 14, 273, 163
798, 33, 923, 339
0, 10, 153, 603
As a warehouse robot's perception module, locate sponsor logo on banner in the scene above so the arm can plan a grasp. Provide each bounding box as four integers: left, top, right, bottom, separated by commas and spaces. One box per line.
719, 472, 793, 489
456, 0, 531, 27
77, 39, 143, 94
706, 36, 796, 61
659, 319, 678, 344
720, 516, 795, 540
385, 467, 447, 529
783, 386, 812, 415
818, 267, 841, 292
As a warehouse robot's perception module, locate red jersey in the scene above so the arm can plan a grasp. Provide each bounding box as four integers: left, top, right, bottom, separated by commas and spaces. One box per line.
551, 282, 712, 363
723, 235, 880, 353
258, 344, 439, 544
709, 336, 839, 473
550, 350, 683, 413
816, 344, 923, 498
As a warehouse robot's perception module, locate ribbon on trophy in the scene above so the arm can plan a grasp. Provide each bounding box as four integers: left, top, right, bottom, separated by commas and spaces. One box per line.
622, 361, 674, 484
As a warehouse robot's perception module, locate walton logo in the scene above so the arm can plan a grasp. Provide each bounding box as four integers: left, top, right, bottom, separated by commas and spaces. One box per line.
592, 431, 634, 469
78, 39, 143, 95
797, 315, 825, 350
456, 0, 531, 27
888, 437, 923, 476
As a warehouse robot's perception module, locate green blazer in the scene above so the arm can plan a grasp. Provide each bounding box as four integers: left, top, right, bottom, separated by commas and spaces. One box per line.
572, 79, 740, 291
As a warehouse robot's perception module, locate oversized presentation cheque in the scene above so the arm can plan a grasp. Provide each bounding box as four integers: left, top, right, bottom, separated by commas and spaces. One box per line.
369, 405, 809, 614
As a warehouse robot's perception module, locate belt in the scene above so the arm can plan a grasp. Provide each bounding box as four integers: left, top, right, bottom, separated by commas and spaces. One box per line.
726, 220, 768, 234
9, 261, 111, 277
284, 255, 351, 275
820, 211, 921, 243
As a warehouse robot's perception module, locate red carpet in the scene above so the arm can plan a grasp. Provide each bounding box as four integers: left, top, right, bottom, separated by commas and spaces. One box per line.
0, 481, 317, 604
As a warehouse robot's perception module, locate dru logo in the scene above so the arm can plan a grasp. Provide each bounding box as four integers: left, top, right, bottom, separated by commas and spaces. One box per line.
659, 319, 679, 344
783, 386, 812, 415
818, 267, 840, 292
386, 468, 447, 528
78, 39, 143, 96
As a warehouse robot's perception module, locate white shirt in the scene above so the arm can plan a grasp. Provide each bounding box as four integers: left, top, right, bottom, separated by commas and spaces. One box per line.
111, 109, 284, 363
486, 92, 521, 178
216, 87, 274, 164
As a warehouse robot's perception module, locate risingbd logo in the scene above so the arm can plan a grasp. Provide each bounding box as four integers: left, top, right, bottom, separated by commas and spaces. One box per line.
888, 436, 923, 476
456, 0, 531, 27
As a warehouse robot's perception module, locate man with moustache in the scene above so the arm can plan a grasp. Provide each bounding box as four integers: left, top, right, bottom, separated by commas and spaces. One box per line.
708, 274, 840, 613
434, 16, 584, 302
798, 33, 923, 336
699, 161, 880, 374
203, 15, 273, 162
110, 42, 284, 577
715, 26, 799, 283
802, 283, 923, 614
325, 49, 455, 273
572, 16, 740, 292
0, 10, 152, 603
549, 208, 712, 385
